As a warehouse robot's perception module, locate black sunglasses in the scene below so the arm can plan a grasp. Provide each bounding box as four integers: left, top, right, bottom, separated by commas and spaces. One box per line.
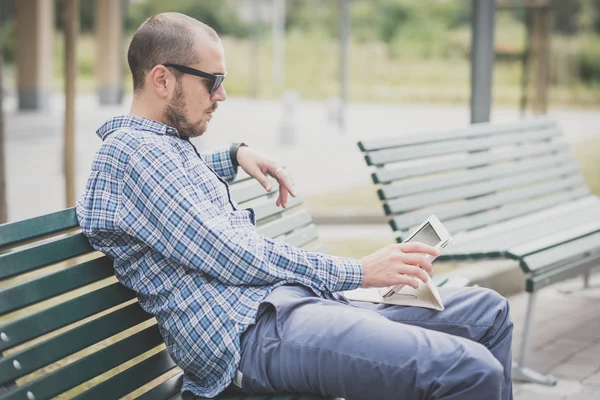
162, 64, 226, 95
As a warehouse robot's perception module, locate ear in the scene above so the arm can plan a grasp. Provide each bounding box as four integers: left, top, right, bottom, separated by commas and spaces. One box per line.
147, 65, 173, 99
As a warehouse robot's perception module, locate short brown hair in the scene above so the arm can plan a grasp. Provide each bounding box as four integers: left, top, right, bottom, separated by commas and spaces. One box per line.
127, 13, 219, 91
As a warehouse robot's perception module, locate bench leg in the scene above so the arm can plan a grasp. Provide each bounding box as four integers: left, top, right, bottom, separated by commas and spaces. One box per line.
512, 291, 558, 386
559, 267, 599, 294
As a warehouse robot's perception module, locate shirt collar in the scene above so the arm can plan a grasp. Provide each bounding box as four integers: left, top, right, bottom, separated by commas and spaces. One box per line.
96, 115, 181, 141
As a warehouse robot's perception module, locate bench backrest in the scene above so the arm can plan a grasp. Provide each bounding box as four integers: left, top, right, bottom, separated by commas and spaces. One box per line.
0, 173, 321, 400
357, 117, 590, 241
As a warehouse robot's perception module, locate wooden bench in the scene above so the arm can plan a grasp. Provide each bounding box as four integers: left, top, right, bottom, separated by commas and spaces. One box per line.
0, 173, 333, 400
357, 117, 600, 386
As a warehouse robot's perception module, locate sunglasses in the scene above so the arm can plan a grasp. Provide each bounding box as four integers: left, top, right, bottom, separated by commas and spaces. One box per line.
162, 63, 226, 95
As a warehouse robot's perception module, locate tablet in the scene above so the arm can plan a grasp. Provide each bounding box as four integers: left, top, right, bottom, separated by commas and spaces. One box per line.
381, 214, 453, 298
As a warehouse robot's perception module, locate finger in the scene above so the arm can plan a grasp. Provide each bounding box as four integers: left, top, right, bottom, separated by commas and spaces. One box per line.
274, 169, 296, 198
400, 254, 434, 274
398, 242, 440, 257
402, 264, 431, 283
392, 274, 420, 289
280, 185, 289, 208
250, 166, 273, 192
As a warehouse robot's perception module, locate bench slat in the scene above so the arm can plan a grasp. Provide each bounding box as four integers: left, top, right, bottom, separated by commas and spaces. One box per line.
442, 187, 590, 235
0, 208, 78, 251
137, 373, 182, 400
253, 196, 303, 221
391, 174, 586, 231
386, 166, 583, 215
379, 153, 575, 200
0, 283, 135, 352
0, 303, 152, 385
448, 196, 600, 247
358, 116, 555, 151
373, 141, 567, 184
366, 128, 560, 166
470, 205, 600, 254
520, 231, 600, 272
73, 349, 176, 400
231, 180, 273, 205
257, 211, 313, 239
0, 233, 94, 280
0, 256, 112, 316
1, 325, 163, 400
510, 220, 600, 259
283, 225, 319, 248
527, 253, 600, 292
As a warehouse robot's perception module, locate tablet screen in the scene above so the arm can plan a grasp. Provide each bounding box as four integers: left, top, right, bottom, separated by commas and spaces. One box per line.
406, 222, 440, 246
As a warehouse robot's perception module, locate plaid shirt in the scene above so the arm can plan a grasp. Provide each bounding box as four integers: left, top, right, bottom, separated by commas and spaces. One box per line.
76, 116, 364, 398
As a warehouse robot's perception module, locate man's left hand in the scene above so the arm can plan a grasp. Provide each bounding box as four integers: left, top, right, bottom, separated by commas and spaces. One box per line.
236, 147, 296, 208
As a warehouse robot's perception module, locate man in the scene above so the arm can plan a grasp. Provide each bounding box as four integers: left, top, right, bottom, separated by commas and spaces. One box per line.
77, 13, 513, 400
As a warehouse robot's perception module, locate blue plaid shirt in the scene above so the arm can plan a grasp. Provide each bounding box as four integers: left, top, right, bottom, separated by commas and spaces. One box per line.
76, 116, 364, 398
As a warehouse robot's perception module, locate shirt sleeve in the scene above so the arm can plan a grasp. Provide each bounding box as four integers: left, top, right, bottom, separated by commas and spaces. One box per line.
199, 147, 237, 183
119, 144, 364, 294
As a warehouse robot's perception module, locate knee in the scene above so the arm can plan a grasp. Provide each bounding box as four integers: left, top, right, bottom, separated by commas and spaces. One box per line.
478, 288, 514, 333
465, 344, 505, 388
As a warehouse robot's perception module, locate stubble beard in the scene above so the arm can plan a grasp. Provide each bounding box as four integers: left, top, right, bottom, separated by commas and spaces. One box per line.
163, 80, 207, 138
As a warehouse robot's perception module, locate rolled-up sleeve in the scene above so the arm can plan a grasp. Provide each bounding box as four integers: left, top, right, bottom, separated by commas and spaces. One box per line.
200, 147, 237, 183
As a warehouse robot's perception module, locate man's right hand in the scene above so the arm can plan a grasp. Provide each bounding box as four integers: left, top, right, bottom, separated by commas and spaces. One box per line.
359, 242, 439, 289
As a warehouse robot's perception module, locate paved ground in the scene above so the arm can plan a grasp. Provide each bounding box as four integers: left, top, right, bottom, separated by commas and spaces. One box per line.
2, 94, 600, 222
511, 272, 600, 399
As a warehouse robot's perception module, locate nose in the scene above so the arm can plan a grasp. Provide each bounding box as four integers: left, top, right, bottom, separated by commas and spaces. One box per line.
211, 84, 227, 102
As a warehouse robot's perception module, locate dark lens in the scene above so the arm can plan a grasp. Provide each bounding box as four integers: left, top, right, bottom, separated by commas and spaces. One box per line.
210, 76, 225, 95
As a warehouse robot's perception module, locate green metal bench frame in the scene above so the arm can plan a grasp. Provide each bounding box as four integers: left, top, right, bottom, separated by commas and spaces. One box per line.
357, 116, 600, 387
0, 173, 332, 400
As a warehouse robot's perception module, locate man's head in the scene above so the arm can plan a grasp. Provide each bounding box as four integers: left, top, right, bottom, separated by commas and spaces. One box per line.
127, 13, 227, 138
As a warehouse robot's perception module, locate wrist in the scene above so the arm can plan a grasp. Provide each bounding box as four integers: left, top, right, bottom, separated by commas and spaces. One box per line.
229, 142, 248, 168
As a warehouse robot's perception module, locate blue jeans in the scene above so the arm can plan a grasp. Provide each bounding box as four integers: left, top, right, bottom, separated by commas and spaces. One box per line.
236, 285, 513, 400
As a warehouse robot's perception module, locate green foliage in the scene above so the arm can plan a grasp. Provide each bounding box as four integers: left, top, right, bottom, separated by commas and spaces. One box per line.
126, 0, 251, 37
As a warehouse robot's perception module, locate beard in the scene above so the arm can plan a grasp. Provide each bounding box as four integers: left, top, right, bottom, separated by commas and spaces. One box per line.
163, 80, 208, 138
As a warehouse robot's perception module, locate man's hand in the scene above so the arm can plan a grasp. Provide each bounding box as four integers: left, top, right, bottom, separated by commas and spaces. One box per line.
236, 146, 296, 208
359, 242, 439, 289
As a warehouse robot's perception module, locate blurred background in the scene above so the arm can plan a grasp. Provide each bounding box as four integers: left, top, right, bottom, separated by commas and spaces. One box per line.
0, 0, 598, 259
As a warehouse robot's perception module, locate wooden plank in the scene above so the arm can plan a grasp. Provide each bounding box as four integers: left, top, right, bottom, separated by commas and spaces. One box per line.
0, 233, 94, 280
372, 141, 567, 184
257, 211, 313, 238
0, 283, 135, 352
1, 325, 164, 400
365, 127, 559, 166
282, 225, 319, 248
520, 233, 600, 273
385, 166, 582, 215
0, 208, 78, 250
231, 180, 273, 205
136, 373, 182, 400
73, 350, 176, 400
0, 303, 152, 385
252, 196, 303, 221
472, 205, 600, 254
449, 196, 600, 247
358, 116, 555, 151
510, 219, 600, 257
390, 174, 586, 230
0, 256, 113, 315
527, 253, 600, 292
442, 187, 590, 234
378, 153, 574, 200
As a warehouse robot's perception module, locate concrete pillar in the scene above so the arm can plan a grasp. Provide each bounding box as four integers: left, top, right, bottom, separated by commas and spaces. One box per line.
96, 0, 123, 104
15, 0, 54, 110
470, 0, 495, 124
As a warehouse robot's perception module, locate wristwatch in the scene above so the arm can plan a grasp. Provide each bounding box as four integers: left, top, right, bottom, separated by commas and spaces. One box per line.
230, 142, 248, 168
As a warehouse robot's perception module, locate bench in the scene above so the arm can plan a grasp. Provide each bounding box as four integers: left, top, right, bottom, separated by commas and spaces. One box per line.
0, 173, 334, 400
357, 116, 600, 387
